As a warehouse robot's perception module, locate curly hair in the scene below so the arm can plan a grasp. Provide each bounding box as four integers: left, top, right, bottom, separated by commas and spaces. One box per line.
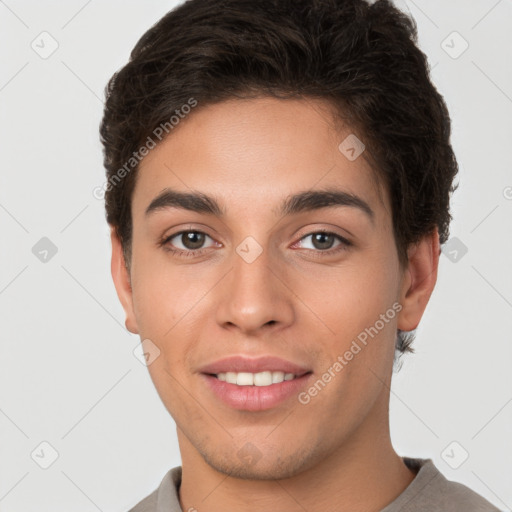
99, 0, 459, 355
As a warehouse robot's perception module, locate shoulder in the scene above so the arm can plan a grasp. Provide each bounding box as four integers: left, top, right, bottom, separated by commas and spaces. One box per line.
125, 466, 182, 512
435, 478, 502, 511
127, 488, 158, 512
388, 457, 502, 512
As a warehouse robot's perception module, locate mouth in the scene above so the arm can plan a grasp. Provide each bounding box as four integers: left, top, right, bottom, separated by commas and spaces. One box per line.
198, 355, 313, 411
201, 370, 313, 411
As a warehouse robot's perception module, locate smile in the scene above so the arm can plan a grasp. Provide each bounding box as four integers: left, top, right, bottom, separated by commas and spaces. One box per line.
202, 372, 313, 411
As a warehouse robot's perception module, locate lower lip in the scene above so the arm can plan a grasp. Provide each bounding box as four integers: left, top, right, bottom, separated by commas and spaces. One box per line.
202, 373, 313, 411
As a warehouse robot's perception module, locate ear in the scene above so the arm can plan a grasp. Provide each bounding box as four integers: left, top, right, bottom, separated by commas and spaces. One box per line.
397, 229, 440, 332
110, 228, 139, 334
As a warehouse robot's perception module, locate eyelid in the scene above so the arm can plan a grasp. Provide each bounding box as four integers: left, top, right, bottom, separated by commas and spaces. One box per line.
161, 229, 218, 249
292, 230, 352, 250
292, 225, 352, 245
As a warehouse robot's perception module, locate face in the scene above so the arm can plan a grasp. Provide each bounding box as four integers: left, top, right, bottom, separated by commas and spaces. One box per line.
112, 97, 436, 480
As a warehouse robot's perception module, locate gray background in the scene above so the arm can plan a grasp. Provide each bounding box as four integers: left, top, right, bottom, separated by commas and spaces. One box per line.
1, 1, 511, 510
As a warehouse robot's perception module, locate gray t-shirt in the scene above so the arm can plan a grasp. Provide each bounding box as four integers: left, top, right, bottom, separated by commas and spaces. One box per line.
127, 457, 501, 511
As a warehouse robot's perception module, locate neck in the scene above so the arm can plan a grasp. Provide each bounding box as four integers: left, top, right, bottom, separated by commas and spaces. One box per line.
177, 390, 417, 512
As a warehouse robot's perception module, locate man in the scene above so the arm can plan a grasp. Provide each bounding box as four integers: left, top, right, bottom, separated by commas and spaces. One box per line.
99, 0, 500, 510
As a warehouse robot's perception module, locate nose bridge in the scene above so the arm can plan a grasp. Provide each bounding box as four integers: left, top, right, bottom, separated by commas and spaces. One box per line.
215, 237, 294, 333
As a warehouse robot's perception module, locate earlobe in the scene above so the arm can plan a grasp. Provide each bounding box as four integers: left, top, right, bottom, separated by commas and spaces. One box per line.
397, 229, 440, 332
110, 229, 139, 334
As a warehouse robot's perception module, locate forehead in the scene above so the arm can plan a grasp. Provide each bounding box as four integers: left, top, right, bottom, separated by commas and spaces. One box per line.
133, 96, 387, 220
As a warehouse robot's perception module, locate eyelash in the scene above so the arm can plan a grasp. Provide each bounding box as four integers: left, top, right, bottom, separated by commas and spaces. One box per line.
159, 229, 352, 258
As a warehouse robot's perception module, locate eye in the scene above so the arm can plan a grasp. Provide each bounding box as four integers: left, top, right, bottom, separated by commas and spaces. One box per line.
295, 231, 351, 253
162, 230, 217, 255
160, 229, 351, 258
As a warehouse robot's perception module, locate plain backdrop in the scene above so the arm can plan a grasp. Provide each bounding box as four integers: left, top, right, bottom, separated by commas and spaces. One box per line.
1, 1, 511, 511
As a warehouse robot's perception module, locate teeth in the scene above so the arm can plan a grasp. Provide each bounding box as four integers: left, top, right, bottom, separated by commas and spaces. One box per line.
272, 371, 285, 383
216, 371, 297, 386
237, 372, 254, 386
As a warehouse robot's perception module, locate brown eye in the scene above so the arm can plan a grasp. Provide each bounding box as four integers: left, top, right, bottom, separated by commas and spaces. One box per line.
163, 230, 216, 254
311, 232, 336, 250
180, 231, 206, 250
297, 231, 350, 252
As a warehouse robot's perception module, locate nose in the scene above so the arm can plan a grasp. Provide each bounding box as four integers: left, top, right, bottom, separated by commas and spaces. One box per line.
215, 242, 295, 335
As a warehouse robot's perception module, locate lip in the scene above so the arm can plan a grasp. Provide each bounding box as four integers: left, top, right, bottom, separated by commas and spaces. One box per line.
198, 355, 311, 376
202, 372, 313, 411
198, 355, 313, 412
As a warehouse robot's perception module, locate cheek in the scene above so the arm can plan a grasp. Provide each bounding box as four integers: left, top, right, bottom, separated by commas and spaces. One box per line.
303, 252, 401, 385
310, 262, 399, 338
302, 265, 400, 422
130, 249, 206, 338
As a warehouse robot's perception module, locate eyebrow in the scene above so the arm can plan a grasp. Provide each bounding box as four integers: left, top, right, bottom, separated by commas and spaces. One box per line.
145, 187, 374, 223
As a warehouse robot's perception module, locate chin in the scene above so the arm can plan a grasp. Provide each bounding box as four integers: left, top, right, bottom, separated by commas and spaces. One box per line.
201, 445, 318, 481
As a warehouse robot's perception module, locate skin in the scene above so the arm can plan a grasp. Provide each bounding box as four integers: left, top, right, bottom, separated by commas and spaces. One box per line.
111, 97, 439, 512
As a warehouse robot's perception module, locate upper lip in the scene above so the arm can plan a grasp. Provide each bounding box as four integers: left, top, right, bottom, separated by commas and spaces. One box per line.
199, 356, 311, 376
